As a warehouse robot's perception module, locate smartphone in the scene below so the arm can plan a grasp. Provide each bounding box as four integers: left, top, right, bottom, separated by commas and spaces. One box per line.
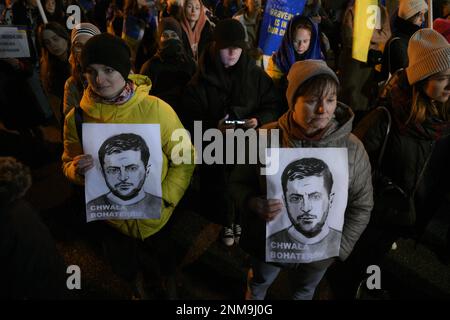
224, 120, 246, 125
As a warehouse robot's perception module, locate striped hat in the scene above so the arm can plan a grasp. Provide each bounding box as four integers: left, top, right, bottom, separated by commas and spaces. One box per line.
406, 28, 450, 85
71, 23, 101, 44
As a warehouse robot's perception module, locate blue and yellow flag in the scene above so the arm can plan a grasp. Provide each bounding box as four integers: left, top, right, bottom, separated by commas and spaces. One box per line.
258, 0, 306, 56
352, 0, 378, 62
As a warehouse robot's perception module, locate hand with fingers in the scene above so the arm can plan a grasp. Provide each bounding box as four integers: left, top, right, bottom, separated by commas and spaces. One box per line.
73, 154, 94, 176
218, 114, 236, 132
243, 118, 258, 129
248, 196, 283, 222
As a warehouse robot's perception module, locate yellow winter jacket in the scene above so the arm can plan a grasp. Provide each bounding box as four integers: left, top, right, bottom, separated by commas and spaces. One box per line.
266, 56, 284, 86
62, 74, 195, 240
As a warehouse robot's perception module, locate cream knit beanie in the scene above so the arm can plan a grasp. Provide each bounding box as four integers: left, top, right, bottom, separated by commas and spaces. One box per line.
398, 0, 428, 20
406, 28, 450, 85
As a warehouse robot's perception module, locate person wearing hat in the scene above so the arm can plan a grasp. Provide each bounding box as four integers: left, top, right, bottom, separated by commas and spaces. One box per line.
381, 0, 428, 78
229, 59, 373, 299
140, 17, 196, 114
182, 18, 282, 247
62, 33, 195, 299
63, 23, 101, 116
354, 28, 450, 270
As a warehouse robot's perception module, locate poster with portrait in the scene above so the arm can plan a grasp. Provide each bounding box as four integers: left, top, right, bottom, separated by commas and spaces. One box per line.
83, 124, 163, 222
265, 148, 348, 264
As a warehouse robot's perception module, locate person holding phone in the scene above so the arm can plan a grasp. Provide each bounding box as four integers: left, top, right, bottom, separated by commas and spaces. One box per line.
182, 19, 282, 246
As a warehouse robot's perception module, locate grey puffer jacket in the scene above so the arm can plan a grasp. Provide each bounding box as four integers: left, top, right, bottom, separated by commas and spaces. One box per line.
229, 103, 373, 262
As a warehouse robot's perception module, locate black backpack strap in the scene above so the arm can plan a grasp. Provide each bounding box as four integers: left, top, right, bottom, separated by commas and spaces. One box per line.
387, 36, 401, 76
74, 106, 84, 146
375, 106, 392, 170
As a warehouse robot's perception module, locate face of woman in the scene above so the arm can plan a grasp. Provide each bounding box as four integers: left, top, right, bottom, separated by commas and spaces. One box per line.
293, 27, 311, 55
424, 68, 450, 103
72, 34, 91, 63
219, 47, 243, 68
185, 0, 201, 24
45, 0, 55, 14
292, 85, 338, 136
42, 29, 68, 58
85, 64, 126, 99
412, 11, 426, 26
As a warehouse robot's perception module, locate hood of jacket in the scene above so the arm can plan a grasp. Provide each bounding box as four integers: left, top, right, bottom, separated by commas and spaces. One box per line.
195, 43, 254, 89
274, 102, 354, 147
79, 74, 152, 121
273, 15, 323, 74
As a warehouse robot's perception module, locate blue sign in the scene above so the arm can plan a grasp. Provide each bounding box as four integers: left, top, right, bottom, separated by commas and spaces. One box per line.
258, 0, 307, 56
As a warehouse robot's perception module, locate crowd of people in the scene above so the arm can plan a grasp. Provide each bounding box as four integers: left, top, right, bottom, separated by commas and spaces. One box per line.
1, 0, 449, 300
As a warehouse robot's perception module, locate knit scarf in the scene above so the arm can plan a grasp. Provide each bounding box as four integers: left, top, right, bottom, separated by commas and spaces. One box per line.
277, 111, 334, 146
89, 80, 135, 105
180, 4, 207, 60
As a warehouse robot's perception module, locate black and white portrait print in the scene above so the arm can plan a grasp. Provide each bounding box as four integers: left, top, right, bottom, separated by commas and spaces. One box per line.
83, 124, 163, 222
265, 148, 349, 264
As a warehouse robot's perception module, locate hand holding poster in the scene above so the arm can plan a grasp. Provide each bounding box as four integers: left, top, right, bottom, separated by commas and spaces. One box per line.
265, 148, 348, 264
83, 124, 163, 222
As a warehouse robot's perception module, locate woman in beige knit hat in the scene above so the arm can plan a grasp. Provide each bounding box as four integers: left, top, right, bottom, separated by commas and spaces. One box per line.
354, 28, 450, 268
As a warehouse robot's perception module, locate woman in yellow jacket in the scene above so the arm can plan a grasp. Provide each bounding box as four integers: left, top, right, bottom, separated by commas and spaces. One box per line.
62, 33, 195, 298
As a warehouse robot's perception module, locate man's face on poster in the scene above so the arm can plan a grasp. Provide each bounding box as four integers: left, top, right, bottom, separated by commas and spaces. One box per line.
103, 150, 148, 200
285, 175, 330, 236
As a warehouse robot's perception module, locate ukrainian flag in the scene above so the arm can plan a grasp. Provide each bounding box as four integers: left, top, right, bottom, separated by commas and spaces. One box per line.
352, 0, 378, 63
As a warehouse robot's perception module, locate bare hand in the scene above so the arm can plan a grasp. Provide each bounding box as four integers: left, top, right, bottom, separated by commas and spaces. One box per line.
248, 196, 283, 222
73, 154, 94, 176
243, 118, 258, 129
4, 58, 21, 70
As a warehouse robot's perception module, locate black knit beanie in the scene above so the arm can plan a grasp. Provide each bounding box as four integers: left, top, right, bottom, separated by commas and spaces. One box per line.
213, 19, 246, 50
80, 33, 131, 81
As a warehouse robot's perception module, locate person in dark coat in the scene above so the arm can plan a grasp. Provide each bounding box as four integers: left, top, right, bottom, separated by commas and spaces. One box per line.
182, 19, 282, 246
180, 0, 214, 62
229, 60, 373, 300
0, 157, 67, 299
381, 0, 428, 78
343, 28, 450, 298
140, 17, 196, 114
37, 22, 71, 102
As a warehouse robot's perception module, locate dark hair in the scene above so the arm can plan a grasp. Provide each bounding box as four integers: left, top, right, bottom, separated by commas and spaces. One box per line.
281, 158, 333, 196
38, 21, 69, 49
98, 133, 150, 170
408, 78, 450, 124
37, 22, 70, 94
294, 20, 313, 34
0, 157, 32, 206
291, 17, 313, 44
43, 0, 65, 23
294, 74, 339, 100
